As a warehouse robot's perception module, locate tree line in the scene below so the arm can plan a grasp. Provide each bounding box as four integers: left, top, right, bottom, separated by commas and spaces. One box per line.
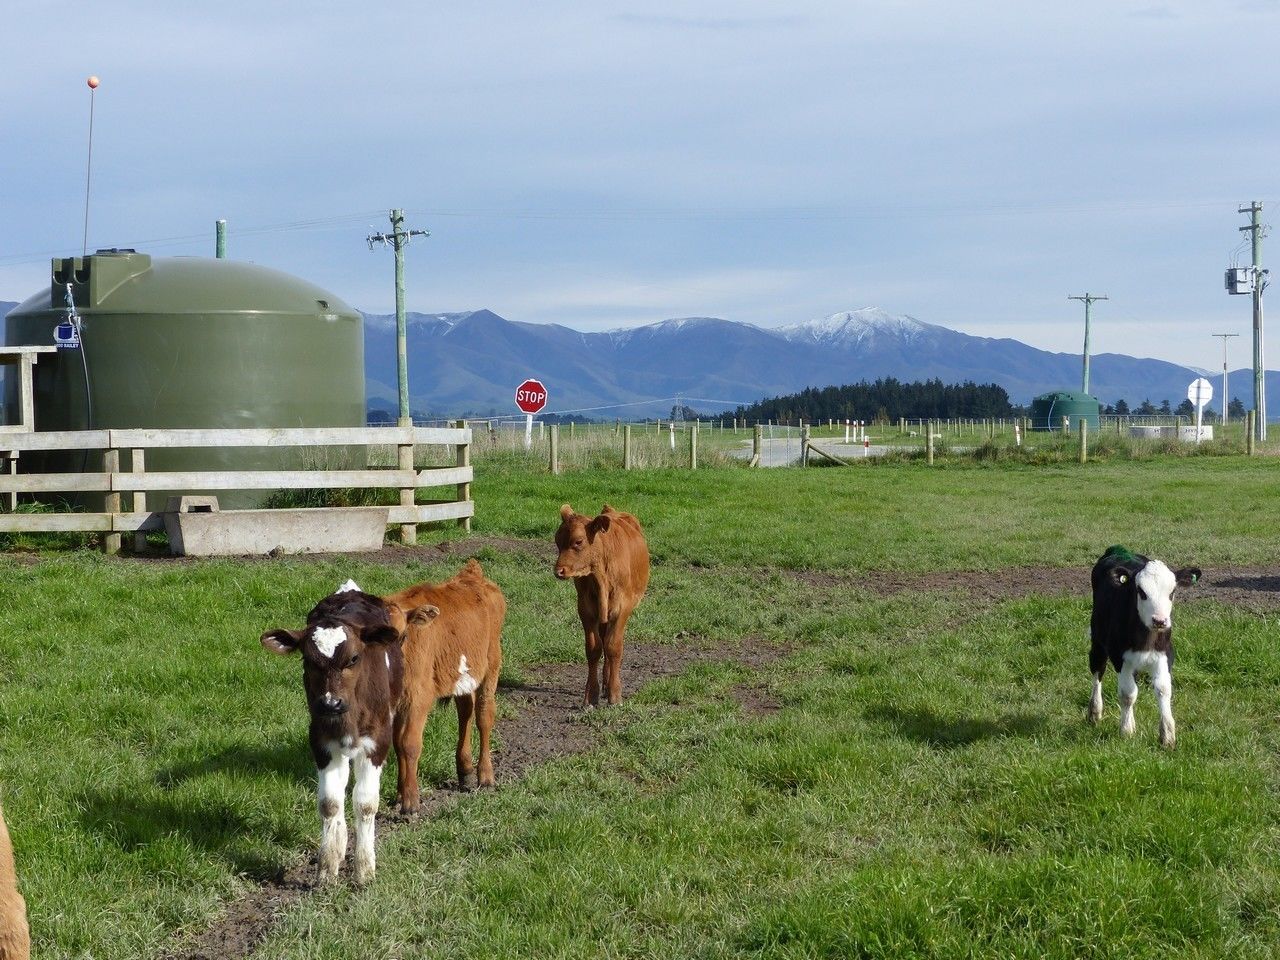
726, 378, 1015, 423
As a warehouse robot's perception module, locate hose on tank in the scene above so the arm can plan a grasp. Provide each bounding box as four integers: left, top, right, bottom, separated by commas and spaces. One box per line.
63, 283, 94, 474
62, 283, 93, 430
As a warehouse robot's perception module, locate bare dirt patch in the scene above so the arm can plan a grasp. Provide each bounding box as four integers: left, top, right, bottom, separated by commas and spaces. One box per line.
785, 564, 1280, 611
164, 633, 788, 960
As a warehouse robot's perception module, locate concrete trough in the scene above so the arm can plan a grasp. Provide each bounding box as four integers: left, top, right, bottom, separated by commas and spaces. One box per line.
164, 496, 389, 556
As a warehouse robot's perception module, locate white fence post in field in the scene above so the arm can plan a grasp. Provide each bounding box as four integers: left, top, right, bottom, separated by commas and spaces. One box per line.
524, 413, 533, 450
689, 421, 698, 470
623, 424, 633, 470
927, 424, 935, 465
549, 424, 560, 475
752, 424, 762, 467
669, 420, 675, 451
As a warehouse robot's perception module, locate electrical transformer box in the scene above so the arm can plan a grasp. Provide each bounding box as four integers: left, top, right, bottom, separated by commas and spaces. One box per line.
1225, 266, 1253, 295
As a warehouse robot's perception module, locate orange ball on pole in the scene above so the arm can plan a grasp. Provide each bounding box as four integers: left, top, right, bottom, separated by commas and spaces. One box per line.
87, 76, 100, 89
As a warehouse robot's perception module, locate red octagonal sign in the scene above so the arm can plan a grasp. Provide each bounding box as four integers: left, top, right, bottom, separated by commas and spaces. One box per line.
515, 378, 548, 414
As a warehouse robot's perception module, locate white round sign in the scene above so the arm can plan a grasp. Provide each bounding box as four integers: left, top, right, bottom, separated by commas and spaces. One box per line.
1187, 377, 1214, 408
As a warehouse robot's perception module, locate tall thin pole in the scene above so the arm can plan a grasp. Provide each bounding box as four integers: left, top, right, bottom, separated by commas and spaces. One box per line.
215, 219, 227, 258
368, 210, 429, 427
1069, 293, 1108, 394
1212, 333, 1239, 425
1240, 202, 1267, 441
82, 76, 100, 257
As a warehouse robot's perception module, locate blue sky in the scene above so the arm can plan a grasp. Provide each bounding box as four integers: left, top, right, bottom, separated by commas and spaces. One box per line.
2, 1, 1277, 370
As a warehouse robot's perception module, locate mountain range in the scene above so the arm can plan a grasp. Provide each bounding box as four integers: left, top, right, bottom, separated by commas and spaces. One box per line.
3, 299, 1273, 418
361, 307, 1268, 418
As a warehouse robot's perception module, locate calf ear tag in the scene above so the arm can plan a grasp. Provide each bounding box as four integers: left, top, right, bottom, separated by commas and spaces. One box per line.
1118, 573, 1128, 584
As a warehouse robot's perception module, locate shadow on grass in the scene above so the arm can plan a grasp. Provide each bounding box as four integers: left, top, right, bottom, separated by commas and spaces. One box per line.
155, 740, 315, 789
75, 787, 305, 878
865, 703, 1048, 750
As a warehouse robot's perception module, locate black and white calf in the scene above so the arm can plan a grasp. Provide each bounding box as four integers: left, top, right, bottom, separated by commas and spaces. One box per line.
260, 579, 404, 883
1088, 547, 1201, 748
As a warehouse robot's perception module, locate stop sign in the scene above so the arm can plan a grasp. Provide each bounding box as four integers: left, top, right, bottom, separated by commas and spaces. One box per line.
515, 379, 548, 414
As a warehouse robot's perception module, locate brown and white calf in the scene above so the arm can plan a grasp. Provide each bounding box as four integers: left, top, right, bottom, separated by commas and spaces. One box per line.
554, 504, 650, 707
382, 559, 506, 811
0, 802, 29, 960
261, 581, 405, 883
1088, 546, 1202, 748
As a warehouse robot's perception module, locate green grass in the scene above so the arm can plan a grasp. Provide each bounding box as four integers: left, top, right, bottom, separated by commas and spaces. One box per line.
1, 454, 1279, 958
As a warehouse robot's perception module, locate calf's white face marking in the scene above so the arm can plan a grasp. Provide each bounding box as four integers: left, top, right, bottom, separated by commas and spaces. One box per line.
336, 578, 361, 594
1134, 560, 1178, 628
312, 626, 346, 659
453, 654, 479, 697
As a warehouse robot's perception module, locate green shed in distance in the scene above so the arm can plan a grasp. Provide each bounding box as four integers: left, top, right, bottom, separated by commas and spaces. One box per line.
1029, 391, 1101, 432
3, 250, 366, 508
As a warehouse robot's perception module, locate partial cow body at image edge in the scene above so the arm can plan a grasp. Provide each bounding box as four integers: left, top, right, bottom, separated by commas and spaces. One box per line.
1088, 545, 1202, 749
260, 583, 405, 883
555, 503, 651, 707
381, 558, 506, 812
0, 802, 29, 960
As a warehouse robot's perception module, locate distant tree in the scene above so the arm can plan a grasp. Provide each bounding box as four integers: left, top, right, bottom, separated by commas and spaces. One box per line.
1136, 399, 1158, 415
1159, 399, 1172, 415
1175, 399, 1196, 419
1114, 399, 1130, 416
1229, 397, 1247, 418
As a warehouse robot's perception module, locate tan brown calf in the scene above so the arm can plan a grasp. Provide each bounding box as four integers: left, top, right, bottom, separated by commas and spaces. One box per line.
554, 503, 650, 707
382, 559, 506, 811
0, 802, 29, 960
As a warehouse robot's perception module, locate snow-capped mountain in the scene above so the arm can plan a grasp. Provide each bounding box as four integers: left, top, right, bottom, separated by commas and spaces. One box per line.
358, 306, 1226, 418
776, 307, 935, 348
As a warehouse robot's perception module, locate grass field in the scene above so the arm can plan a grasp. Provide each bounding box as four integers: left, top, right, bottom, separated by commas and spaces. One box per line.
2, 455, 1279, 958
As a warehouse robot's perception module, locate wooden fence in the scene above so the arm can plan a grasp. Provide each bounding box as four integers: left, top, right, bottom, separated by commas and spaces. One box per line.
0, 425, 472, 553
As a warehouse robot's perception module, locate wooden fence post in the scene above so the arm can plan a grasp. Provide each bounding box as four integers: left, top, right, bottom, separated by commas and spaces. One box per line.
131, 448, 147, 553
549, 424, 560, 475
1079, 419, 1089, 464
623, 424, 633, 469
455, 419, 471, 532
752, 424, 762, 467
4, 451, 15, 512
399, 436, 417, 545
1247, 411, 1256, 455
689, 421, 698, 470
926, 423, 935, 465
801, 424, 810, 466
103, 447, 122, 555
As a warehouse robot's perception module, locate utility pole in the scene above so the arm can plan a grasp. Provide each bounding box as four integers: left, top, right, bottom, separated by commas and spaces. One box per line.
1068, 293, 1108, 394
1238, 202, 1268, 442
368, 209, 429, 426
1212, 333, 1239, 425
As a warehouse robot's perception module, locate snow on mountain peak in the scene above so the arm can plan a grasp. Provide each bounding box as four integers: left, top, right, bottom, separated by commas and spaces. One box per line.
777, 308, 932, 346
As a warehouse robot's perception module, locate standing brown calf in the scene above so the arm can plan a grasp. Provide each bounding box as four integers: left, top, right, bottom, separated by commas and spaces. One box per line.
0, 802, 30, 960
554, 503, 650, 707
381, 559, 506, 811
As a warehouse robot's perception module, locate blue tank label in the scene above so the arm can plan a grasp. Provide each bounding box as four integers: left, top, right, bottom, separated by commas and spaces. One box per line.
53, 321, 81, 350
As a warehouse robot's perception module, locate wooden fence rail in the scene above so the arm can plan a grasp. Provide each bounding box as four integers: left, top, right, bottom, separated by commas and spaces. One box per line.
0, 425, 472, 551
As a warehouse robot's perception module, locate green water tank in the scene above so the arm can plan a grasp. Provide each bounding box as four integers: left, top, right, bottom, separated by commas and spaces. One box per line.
4, 250, 365, 508
1029, 391, 1100, 432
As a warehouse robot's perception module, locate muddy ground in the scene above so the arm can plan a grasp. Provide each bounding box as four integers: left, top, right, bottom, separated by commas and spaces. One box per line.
126, 542, 1280, 956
